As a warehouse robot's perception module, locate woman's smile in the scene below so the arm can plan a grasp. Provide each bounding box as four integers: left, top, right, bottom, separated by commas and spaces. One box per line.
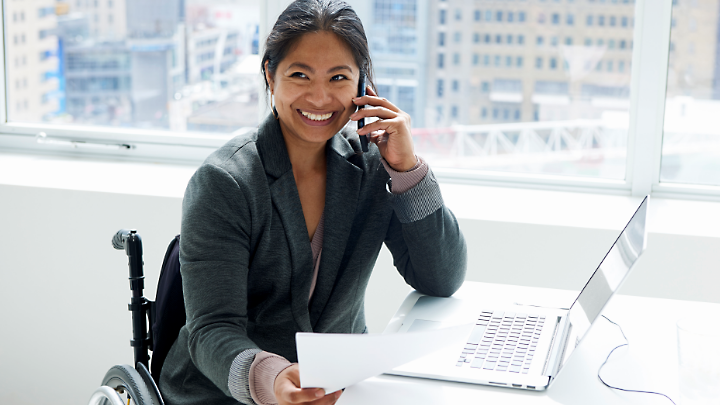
297, 109, 337, 126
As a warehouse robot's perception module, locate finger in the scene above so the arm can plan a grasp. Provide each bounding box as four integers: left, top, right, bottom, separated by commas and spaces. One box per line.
352, 94, 399, 112
309, 389, 343, 405
350, 105, 397, 121
357, 117, 403, 136
281, 384, 325, 403
366, 86, 378, 97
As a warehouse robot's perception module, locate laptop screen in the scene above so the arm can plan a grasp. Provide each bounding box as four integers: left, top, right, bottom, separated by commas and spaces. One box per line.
566, 196, 648, 350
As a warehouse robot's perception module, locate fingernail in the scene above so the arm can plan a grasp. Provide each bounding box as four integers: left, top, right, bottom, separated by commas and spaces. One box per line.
316, 389, 324, 398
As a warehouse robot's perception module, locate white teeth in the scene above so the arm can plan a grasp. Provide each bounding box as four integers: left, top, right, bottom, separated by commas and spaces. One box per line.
301, 111, 333, 121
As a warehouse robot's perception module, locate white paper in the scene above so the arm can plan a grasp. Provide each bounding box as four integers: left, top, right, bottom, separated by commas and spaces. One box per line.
296, 323, 472, 394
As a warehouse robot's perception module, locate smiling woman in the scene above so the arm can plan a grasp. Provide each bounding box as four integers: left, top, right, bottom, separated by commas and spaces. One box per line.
157, 1, 467, 405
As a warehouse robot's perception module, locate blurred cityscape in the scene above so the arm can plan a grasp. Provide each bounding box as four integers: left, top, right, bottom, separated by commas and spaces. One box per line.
4, 0, 720, 184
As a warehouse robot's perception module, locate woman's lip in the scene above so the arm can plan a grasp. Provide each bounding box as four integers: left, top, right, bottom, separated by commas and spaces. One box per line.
296, 109, 338, 127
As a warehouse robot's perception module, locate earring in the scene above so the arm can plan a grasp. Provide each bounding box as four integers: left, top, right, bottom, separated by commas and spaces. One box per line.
271, 92, 278, 120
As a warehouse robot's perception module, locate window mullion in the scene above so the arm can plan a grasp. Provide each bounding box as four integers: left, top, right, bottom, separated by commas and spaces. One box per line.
625, 0, 672, 197
1, 0, 7, 124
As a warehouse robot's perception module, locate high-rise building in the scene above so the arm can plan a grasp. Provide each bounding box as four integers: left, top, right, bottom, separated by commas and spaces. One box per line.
4, 1, 61, 123
427, 0, 640, 126
346, 0, 430, 128
68, 0, 127, 40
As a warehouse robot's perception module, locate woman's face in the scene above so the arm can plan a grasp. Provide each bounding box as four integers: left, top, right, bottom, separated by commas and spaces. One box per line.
266, 31, 360, 148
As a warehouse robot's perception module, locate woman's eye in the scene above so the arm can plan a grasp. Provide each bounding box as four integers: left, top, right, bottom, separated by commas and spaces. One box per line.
331, 75, 348, 81
291, 72, 307, 78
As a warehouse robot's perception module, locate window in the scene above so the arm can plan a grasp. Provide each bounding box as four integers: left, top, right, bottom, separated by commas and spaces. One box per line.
2, 1, 715, 201
660, 0, 720, 186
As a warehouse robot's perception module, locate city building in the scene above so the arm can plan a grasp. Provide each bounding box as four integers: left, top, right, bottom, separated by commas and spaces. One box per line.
348, 0, 430, 128
4, 0, 61, 123
427, 0, 640, 126
68, 0, 127, 40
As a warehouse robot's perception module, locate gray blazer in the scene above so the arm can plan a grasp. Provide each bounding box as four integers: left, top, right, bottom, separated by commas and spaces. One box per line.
159, 115, 467, 405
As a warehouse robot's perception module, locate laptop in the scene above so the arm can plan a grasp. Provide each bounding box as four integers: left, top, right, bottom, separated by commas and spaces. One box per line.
386, 196, 649, 391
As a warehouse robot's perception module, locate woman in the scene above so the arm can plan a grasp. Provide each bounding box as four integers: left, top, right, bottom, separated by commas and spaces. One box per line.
159, 1, 467, 404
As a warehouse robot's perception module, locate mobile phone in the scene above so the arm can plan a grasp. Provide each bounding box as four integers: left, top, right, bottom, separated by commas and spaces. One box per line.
357, 72, 368, 152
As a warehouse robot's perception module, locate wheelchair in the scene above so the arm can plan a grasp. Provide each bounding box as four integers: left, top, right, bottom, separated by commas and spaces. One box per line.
88, 229, 184, 405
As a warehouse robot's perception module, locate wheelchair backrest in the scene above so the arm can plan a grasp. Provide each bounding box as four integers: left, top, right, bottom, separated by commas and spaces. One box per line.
151, 234, 186, 383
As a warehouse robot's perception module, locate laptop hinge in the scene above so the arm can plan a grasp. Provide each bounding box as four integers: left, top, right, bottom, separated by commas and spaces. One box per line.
543, 315, 570, 377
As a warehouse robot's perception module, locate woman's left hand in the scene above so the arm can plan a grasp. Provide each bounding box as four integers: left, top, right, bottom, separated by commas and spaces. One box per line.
351, 87, 416, 172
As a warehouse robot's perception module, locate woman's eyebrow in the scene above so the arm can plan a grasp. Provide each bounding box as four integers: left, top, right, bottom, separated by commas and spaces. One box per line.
285, 63, 353, 74
327, 65, 354, 74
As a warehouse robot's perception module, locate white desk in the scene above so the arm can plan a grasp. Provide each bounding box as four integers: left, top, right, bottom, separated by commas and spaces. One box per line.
338, 281, 720, 405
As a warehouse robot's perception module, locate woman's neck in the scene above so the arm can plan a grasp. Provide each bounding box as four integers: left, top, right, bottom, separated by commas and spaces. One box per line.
282, 133, 327, 178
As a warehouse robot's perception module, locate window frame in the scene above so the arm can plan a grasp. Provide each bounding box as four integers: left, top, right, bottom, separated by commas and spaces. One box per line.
1, 0, 719, 200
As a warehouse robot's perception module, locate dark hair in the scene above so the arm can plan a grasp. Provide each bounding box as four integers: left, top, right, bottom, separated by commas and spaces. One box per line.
261, 0, 375, 93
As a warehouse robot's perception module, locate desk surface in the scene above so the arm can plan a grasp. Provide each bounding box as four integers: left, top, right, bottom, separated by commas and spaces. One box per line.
338, 282, 720, 405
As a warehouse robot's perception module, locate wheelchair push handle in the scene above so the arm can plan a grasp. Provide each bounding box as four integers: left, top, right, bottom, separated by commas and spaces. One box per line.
112, 228, 152, 369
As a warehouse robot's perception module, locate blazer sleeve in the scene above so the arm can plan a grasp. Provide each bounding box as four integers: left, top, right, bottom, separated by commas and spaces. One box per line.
179, 163, 259, 401
383, 168, 467, 297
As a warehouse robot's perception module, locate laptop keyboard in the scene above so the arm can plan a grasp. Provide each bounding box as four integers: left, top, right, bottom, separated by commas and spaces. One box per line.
456, 311, 545, 374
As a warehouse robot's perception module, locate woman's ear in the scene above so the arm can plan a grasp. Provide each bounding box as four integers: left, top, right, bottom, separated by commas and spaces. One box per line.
264, 60, 274, 92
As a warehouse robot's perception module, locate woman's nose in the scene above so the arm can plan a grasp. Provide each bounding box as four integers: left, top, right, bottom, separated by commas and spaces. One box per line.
304, 83, 333, 107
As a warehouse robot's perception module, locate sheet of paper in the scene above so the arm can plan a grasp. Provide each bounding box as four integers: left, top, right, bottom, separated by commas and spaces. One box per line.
296, 323, 472, 394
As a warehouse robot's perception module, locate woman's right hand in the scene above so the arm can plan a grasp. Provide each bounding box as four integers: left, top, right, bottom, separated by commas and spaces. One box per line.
274, 364, 342, 405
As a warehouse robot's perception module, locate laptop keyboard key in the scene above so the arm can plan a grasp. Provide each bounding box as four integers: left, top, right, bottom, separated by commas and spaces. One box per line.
467, 326, 487, 345
470, 358, 485, 369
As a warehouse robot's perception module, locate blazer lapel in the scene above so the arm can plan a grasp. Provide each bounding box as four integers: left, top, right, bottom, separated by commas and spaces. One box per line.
308, 133, 363, 327
258, 115, 314, 332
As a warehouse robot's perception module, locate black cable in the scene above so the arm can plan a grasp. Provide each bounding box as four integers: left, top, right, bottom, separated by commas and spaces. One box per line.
598, 315, 677, 405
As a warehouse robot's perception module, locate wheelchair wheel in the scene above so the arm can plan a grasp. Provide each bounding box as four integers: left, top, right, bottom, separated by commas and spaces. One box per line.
99, 364, 155, 405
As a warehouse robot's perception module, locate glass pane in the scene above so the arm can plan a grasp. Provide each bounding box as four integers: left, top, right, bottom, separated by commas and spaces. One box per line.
661, 0, 720, 186
4, 0, 261, 133
350, 0, 636, 179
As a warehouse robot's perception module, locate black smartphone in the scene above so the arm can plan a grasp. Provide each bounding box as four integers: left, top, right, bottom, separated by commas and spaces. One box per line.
357, 72, 368, 152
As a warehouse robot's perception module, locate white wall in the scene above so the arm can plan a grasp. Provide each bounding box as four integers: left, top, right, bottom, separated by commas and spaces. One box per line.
1, 179, 719, 405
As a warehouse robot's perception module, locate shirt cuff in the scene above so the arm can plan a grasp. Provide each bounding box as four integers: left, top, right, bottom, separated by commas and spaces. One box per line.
228, 348, 263, 404
248, 351, 294, 405
380, 156, 429, 194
